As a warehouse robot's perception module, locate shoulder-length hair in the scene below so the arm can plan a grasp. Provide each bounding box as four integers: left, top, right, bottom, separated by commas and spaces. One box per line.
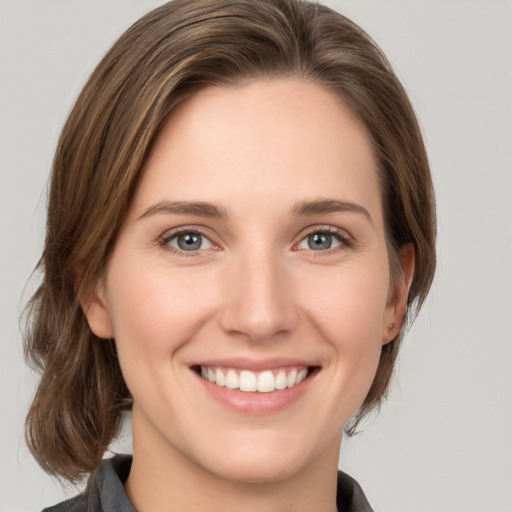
24, 0, 436, 483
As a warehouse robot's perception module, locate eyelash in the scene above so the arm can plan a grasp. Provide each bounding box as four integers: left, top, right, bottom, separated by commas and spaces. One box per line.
160, 227, 215, 257
297, 226, 353, 253
159, 225, 353, 257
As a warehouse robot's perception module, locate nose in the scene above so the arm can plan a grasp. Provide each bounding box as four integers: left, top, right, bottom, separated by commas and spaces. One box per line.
219, 248, 299, 343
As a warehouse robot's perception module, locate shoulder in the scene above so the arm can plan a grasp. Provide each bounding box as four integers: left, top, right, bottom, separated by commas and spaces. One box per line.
42, 495, 87, 512
41, 455, 135, 512
336, 470, 375, 512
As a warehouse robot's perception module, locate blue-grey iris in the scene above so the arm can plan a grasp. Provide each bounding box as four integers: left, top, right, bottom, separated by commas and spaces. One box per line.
308, 233, 333, 250
177, 233, 202, 251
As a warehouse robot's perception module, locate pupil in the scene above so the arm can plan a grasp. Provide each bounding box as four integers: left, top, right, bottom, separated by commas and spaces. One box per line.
308, 233, 332, 250
178, 233, 201, 251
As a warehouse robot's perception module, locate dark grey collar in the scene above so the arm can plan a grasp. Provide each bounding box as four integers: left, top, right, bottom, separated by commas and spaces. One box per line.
44, 454, 374, 512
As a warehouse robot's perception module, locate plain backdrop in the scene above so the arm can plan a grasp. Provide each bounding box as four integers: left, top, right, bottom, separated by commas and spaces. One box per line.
1, 1, 511, 511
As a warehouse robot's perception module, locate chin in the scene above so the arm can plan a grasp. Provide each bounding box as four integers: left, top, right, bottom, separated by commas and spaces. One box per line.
191, 429, 329, 485
204, 453, 308, 485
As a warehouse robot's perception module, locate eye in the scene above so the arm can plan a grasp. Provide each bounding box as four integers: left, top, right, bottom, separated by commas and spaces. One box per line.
164, 230, 213, 252
296, 229, 350, 251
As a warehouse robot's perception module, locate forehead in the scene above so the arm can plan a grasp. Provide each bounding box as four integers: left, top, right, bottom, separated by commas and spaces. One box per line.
132, 78, 381, 222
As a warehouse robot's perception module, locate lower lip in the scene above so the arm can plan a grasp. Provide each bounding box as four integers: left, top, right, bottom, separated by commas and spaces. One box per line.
192, 369, 317, 415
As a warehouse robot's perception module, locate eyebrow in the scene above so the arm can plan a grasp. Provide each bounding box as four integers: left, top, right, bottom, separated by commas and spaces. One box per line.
291, 199, 373, 223
138, 200, 228, 220
138, 198, 372, 223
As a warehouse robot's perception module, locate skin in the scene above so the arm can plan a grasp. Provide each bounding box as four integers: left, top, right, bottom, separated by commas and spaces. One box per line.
83, 78, 414, 512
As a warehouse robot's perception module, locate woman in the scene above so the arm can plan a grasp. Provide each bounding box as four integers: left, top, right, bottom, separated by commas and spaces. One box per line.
24, 0, 436, 510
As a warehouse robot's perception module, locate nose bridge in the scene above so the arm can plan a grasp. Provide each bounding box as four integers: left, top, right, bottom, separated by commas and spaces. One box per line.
219, 241, 298, 342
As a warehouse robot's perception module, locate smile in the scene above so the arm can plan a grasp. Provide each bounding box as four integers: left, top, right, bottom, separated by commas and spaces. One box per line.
191, 361, 320, 414
198, 366, 311, 393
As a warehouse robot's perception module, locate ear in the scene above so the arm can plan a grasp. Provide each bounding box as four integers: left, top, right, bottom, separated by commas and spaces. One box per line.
382, 243, 415, 344
75, 268, 114, 339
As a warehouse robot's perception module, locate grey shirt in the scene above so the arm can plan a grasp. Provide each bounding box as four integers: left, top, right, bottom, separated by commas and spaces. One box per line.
43, 455, 374, 512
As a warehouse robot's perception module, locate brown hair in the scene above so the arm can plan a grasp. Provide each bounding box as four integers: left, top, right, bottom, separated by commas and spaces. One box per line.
24, 0, 436, 483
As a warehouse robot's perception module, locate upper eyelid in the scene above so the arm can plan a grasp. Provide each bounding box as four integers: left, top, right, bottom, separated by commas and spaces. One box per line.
298, 224, 353, 240
160, 225, 215, 240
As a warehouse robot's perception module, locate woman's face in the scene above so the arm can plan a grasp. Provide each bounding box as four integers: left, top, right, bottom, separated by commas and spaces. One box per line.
85, 78, 409, 483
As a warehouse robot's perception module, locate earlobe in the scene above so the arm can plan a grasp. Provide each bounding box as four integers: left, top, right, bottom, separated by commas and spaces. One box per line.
75, 271, 114, 339
382, 243, 415, 344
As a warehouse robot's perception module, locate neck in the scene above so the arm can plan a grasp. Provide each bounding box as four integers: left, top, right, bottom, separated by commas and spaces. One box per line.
125, 410, 341, 512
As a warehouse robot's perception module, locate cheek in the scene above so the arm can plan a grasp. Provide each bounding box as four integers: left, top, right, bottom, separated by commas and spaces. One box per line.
300, 262, 389, 398
300, 262, 390, 344
106, 261, 219, 358
104, 260, 224, 417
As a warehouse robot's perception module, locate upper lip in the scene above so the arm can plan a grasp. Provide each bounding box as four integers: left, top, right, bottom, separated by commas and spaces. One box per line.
190, 357, 320, 372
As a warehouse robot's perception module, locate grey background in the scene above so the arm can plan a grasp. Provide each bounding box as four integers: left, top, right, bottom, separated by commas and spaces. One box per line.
1, 1, 511, 511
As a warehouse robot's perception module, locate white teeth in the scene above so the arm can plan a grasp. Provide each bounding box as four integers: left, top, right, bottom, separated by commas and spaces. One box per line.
257, 370, 275, 393
215, 368, 225, 387
286, 369, 297, 388
239, 370, 257, 392
225, 369, 239, 389
275, 370, 287, 390
199, 366, 311, 393
296, 368, 308, 384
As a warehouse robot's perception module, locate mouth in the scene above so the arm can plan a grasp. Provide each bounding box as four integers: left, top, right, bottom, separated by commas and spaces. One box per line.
192, 365, 319, 393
